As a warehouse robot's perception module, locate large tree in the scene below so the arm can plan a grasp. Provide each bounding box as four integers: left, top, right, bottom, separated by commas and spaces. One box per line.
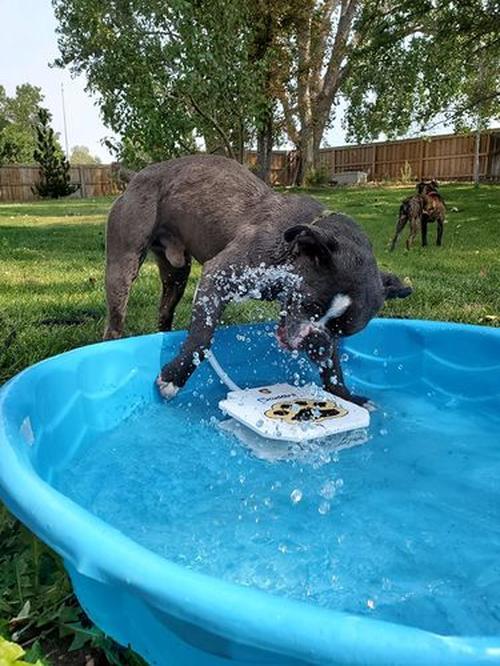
53, 1, 500, 182
275, 0, 500, 182
344, 0, 500, 140
53, 0, 270, 169
70, 144, 101, 164
0, 84, 44, 165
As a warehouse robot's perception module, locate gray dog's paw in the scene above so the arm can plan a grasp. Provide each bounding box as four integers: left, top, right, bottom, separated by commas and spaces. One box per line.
156, 375, 179, 400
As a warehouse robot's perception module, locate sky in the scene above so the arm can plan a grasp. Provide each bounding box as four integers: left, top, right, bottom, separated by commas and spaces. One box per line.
1, 0, 115, 162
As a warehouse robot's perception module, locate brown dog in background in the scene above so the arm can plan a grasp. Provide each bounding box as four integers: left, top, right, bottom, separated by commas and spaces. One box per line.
390, 179, 445, 251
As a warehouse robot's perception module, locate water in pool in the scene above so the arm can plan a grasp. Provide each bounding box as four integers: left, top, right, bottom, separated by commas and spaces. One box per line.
54, 383, 500, 638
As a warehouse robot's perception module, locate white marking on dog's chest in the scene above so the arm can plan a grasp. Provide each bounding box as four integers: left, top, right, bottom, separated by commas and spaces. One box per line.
318, 294, 352, 324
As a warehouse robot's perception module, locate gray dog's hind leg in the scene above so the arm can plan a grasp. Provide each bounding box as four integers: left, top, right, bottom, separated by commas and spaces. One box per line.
104, 250, 144, 339
103, 193, 157, 340
153, 249, 192, 331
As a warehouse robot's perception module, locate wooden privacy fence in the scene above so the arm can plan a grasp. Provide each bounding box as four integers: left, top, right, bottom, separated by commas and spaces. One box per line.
0, 164, 119, 202
2, 129, 500, 200
247, 129, 500, 186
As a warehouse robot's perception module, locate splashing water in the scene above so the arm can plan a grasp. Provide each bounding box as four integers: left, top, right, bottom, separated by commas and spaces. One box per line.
53, 388, 500, 637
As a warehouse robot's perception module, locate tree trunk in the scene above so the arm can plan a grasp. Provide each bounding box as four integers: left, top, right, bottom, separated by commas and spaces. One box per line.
277, 0, 359, 185
473, 119, 481, 187
312, 129, 322, 172
255, 108, 274, 183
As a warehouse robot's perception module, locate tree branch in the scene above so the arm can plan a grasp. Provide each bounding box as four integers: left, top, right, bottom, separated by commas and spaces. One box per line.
186, 93, 236, 159
321, 0, 358, 102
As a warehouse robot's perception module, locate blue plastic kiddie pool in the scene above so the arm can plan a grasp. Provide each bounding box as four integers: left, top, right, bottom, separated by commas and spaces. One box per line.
1, 319, 499, 665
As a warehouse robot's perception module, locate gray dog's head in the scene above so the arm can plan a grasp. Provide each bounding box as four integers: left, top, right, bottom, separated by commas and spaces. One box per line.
276, 215, 412, 362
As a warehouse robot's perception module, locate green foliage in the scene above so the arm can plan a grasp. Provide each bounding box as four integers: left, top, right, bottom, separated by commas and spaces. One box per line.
51, 0, 500, 174
0, 504, 73, 649
69, 145, 101, 165
344, 0, 500, 141
0, 84, 44, 165
304, 165, 330, 186
0, 506, 146, 665
53, 0, 270, 165
32, 109, 79, 199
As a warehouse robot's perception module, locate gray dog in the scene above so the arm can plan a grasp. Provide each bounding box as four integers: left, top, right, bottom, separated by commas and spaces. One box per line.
104, 155, 411, 405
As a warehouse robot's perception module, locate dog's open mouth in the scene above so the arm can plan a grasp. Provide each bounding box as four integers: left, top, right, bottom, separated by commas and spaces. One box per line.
276, 323, 291, 349
276, 320, 323, 351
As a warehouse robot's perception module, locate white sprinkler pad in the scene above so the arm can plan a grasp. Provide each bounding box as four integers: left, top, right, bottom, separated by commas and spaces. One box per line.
219, 383, 370, 443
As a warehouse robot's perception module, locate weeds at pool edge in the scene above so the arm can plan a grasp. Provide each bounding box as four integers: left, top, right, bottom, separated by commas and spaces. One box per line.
0, 506, 146, 665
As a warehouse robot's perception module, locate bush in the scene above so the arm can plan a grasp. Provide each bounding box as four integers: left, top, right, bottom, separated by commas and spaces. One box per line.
304, 165, 330, 186
32, 108, 79, 199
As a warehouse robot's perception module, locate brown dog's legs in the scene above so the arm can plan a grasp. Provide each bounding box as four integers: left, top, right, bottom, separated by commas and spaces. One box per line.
390, 214, 409, 251
436, 217, 444, 246
153, 250, 192, 331
421, 216, 428, 246
406, 217, 419, 250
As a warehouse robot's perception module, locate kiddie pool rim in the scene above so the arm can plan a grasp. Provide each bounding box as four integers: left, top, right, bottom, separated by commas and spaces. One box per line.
0, 319, 499, 666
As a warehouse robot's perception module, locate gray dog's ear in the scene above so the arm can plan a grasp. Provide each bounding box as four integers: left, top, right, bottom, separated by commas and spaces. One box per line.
284, 225, 337, 264
380, 271, 413, 299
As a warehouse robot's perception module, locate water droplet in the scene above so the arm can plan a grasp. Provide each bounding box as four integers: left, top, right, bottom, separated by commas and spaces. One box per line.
379, 428, 388, 436
319, 480, 336, 499
318, 500, 331, 515
290, 488, 303, 504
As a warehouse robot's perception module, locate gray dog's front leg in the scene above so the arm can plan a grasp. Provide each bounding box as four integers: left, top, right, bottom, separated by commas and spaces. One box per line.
156, 273, 225, 399
319, 338, 368, 407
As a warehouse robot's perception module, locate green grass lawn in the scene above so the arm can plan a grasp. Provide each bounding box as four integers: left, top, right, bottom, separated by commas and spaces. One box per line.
1, 184, 499, 385
0, 183, 499, 663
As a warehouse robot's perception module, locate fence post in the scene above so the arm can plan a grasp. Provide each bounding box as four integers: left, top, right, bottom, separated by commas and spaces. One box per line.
371, 145, 376, 180
485, 132, 492, 179
418, 139, 424, 179
78, 166, 85, 198
473, 127, 481, 186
